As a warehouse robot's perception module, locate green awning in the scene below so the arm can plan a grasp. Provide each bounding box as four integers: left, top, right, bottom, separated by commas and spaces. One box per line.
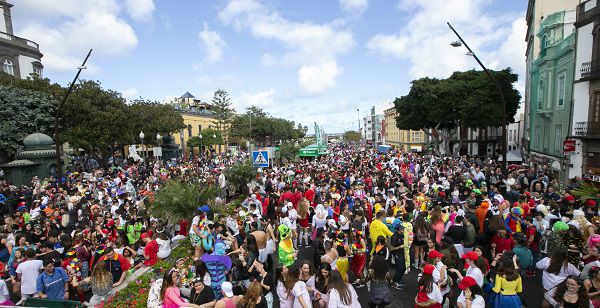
298, 144, 326, 157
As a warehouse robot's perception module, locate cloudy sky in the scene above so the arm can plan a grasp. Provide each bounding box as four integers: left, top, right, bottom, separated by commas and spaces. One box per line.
12, 0, 527, 133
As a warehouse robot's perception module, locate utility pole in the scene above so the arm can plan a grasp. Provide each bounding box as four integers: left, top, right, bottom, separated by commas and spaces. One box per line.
54, 49, 92, 184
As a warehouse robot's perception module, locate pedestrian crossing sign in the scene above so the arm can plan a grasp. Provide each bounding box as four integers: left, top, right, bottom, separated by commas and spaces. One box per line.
252, 150, 269, 167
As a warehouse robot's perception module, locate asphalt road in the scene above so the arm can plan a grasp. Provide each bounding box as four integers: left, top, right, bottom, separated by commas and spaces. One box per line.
275, 245, 544, 308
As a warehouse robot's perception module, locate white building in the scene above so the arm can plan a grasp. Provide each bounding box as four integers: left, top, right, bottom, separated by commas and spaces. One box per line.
362, 110, 384, 144
571, 0, 600, 180
508, 113, 525, 152
0, 0, 43, 79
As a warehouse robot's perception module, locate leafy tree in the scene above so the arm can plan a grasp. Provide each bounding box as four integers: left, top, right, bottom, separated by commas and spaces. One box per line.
150, 179, 217, 224
187, 128, 223, 154
395, 68, 521, 155
343, 130, 362, 142
224, 159, 255, 196
128, 99, 186, 145
0, 85, 56, 161
229, 106, 301, 146
0, 73, 64, 162
212, 89, 234, 150
61, 80, 133, 163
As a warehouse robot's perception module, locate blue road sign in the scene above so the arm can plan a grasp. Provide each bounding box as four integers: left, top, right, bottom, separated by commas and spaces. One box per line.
252, 150, 269, 167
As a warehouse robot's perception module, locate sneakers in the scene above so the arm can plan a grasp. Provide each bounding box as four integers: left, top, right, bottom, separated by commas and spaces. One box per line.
391, 282, 404, 290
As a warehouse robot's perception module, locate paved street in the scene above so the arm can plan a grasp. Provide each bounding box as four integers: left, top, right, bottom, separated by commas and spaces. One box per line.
275, 245, 545, 307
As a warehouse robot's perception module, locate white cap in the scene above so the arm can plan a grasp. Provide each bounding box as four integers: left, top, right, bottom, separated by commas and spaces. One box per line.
221, 281, 234, 297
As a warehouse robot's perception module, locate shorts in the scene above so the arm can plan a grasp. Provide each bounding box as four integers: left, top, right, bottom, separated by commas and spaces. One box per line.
259, 239, 274, 263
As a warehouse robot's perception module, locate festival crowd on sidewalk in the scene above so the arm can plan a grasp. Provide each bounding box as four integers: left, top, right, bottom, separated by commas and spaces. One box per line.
0, 144, 599, 308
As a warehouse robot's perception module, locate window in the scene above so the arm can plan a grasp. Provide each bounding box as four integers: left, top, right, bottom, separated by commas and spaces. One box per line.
538, 80, 544, 110
557, 72, 566, 108
33, 66, 42, 78
543, 124, 550, 152
534, 126, 540, 148
198, 125, 202, 134
592, 92, 600, 123
3, 59, 13, 76
554, 124, 563, 154
541, 35, 547, 57
509, 130, 512, 141
187, 125, 192, 137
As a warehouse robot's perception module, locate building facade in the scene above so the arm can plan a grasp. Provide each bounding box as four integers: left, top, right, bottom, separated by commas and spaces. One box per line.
383, 106, 427, 152
528, 9, 577, 181
572, 0, 600, 180
362, 107, 384, 144
0, 0, 43, 79
524, 0, 580, 182
167, 92, 222, 154
449, 126, 503, 156
508, 113, 526, 152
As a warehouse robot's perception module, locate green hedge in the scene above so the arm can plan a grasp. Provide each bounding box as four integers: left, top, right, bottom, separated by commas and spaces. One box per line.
105, 239, 194, 308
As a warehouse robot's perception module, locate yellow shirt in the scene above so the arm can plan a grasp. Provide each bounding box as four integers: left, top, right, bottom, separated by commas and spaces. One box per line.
370, 219, 393, 250
492, 274, 522, 295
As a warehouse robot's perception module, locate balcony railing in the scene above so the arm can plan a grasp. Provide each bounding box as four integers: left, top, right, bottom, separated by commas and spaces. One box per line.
575, 121, 600, 137
581, 59, 600, 80
0, 31, 39, 50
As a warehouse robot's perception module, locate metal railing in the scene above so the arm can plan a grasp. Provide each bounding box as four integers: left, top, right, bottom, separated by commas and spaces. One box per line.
575, 121, 600, 137
581, 59, 600, 80
0, 30, 39, 50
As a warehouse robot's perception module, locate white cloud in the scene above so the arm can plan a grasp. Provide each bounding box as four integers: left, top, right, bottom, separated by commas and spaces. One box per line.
367, 0, 525, 82
298, 61, 343, 96
339, 0, 368, 13
13, 0, 142, 72
238, 89, 277, 109
124, 0, 155, 22
122, 87, 139, 100
219, 0, 355, 94
198, 22, 227, 63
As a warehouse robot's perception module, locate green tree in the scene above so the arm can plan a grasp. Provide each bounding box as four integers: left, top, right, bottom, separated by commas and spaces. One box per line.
395, 68, 521, 155
211, 89, 234, 150
61, 80, 133, 163
224, 159, 255, 196
187, 128, 223, 154
0, 85, 57, 161
0, 73, 65, 162
344, 130, 362, 142
229, 106, 301, 146
128, 99, 186, 145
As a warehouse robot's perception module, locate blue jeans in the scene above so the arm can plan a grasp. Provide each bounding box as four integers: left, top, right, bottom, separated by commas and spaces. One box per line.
393, 254, 405, 284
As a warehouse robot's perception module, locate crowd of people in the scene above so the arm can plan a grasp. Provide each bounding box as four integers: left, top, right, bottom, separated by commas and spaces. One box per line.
0, 144, 599, 308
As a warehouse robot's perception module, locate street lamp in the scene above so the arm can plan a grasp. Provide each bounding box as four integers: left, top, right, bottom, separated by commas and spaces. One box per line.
156, 133, 161, 160
139, 131, 145, 161
447, 22, 508, 171
199, 133, 203, 157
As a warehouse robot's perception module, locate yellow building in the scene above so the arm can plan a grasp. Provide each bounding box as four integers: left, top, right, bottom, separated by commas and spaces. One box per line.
383, 106, 427, 152
168, 92, 224, 154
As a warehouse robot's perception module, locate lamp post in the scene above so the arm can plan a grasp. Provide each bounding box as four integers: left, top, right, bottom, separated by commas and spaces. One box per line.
139, 131, 145, 161
54, 49, 92, 183
447, 22, 508, 171
199, 133, 203, 157
156, 133, 161, 160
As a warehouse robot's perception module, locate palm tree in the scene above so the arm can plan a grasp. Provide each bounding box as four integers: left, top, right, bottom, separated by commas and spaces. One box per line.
149, 180, 217, 224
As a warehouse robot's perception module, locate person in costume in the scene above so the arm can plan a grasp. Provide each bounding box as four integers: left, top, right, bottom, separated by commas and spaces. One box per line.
350, 229, 367, 286
189, 206, 211, 260
334, 231, 351, 282
415, 264, 443, 308
504, 207, 524, 234
201, 242, 232, 300
277, 224, 297, 267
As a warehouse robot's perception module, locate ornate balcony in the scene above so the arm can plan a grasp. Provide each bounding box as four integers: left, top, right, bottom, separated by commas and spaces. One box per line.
575, 121, 600, 138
